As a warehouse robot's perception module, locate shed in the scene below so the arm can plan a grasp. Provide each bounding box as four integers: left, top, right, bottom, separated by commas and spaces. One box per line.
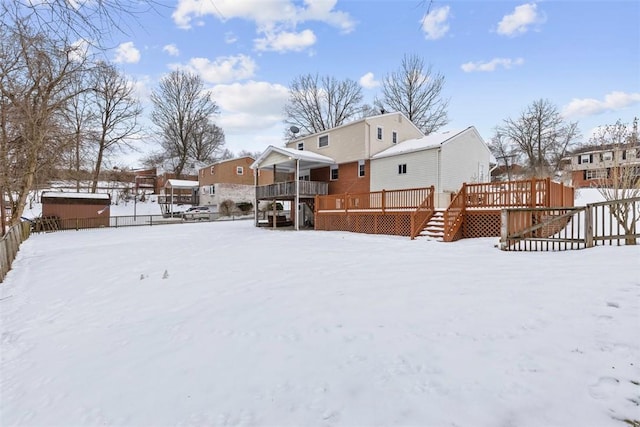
41, 192, 111, 230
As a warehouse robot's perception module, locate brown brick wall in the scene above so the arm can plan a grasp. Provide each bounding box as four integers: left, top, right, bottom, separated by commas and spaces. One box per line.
311, 161, 370, 195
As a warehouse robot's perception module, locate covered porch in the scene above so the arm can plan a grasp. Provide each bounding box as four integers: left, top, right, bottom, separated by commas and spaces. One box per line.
158, 179, 200, 217
251, 146, 335, 230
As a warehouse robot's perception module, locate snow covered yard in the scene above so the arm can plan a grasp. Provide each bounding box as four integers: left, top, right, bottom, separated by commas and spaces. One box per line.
1, 220, 639, 426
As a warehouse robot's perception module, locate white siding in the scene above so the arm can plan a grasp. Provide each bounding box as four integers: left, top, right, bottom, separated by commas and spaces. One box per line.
370, 150, 438, 191
440, 129, 491, 192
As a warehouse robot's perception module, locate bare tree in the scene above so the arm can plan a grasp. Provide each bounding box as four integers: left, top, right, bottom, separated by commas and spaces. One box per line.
237, 149, 263, 160
375, 54, 449, 135
0, 19, 88, 224
7, 1, 156, 48
284, 74, 364, 135
150, 70, 225, 178
590, 118, 639, 244
488, 130, 520, 181
497, 99, 580, 178
88, 62, 142, 193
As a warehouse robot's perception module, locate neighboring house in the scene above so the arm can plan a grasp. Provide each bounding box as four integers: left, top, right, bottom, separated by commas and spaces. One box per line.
565, 144, 640, 188
284, 112, 424, 194
197, 157, 281, 212
370, 127, 493, 208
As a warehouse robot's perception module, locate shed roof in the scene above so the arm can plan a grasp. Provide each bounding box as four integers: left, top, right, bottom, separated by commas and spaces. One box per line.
41, 192, 110, 200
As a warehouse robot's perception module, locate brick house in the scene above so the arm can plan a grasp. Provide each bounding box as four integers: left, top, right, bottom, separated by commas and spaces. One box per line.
565, 144, 639, 188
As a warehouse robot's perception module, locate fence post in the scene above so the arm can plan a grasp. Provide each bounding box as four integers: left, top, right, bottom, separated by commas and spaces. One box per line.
584, 206, 593, 248
345, 193, 349, 214
500, 209, 508, 250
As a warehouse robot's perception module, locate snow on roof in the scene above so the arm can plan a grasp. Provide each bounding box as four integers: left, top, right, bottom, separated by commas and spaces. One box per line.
41, 192, 110, 200
165, 179, 199, 188
251, 145, 335, 169
372, 128, 467, 159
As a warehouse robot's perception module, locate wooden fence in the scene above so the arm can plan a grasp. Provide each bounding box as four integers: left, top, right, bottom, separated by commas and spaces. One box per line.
443, 178, 574, 242
1, 222, 31, 283
500, 197, 639, 251
315, 187, 434, 238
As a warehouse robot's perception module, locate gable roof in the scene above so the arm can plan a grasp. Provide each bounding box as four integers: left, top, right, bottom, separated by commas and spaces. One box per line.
371, 128, 466, 159
286, 111, 423, 146
251, 145, 336, 172
201, 156, 254, 170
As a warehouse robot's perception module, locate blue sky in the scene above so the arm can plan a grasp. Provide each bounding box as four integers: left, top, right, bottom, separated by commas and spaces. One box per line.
102, 0, 639, 167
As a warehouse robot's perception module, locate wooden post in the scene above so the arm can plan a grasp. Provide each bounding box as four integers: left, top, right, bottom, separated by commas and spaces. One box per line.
545, 177, 551, 207
382, 189, 386, 214
0, 186, 6, 237
584, 206, 593, 248
530, 178, 536, 207
345, 193, 349, 214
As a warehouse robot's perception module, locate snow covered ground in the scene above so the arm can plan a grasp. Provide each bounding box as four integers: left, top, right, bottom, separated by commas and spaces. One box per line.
1, 190, 639, 426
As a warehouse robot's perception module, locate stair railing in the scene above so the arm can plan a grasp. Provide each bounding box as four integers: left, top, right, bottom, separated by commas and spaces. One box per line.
410, 186, 435, 240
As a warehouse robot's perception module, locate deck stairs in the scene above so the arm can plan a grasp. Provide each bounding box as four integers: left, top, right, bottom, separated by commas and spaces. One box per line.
417, 209, 445, 241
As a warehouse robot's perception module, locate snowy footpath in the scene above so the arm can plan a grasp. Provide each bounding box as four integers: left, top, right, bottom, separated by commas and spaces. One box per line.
1, 220, 639, 426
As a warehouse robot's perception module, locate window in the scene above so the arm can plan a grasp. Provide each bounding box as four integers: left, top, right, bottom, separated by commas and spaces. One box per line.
377, 126, 383, 140
330, 165, 339, 180
297, 141, 304, 150
208, 185, 215, 195
236, 166, 244, 175
358, 160, 365, 177
398, 164, 407, 174
579, 154, 592, 164
602, 151, 613, 161
210, 166, 215, 175
318, 135, 329, 148
392, 131, 398, 144
585, 169, 608, 180
622, 150, 627, 160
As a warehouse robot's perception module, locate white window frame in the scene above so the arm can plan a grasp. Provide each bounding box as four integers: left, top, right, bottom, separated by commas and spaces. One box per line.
358, 160, 365, 178
330, 165, 339, 180
392, 131, 398, 144
236, 166, 244, 175
297, 141, 304, 150
318, 135, 329, 148
210, 166, 215, 175
208, 185, 216, 195
602, 151, 613, 161
585, 169, 607, 180
377, 126, 383, 140
398, 164, 407, 174
580, 154, 591, 164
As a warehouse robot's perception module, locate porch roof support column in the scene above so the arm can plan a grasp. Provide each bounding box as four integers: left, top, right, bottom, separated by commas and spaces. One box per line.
295, 159, 300, 231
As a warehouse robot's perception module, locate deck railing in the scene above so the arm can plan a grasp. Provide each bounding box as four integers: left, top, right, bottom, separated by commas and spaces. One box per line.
256, 180, 329, 199
409, 186, 435, 239
316, 187, 433, 212
157, 195, 197, 205
442, 178, 574, 242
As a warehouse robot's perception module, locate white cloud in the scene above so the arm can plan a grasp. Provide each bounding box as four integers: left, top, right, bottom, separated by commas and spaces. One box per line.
113, 41, 141, 64
69, 39, 91, 62
173, 54, 257, 84
497, 3, 545, 37
172, 0, 355, 33
254, 29, 317, 52
359, 72, 380, 89
224, 32, 238, 44
162, 44, 180, 56
461, 57, 524, 72
420, 6, 450, 40
562, 91, 640, 118
211, 80, 289, 133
